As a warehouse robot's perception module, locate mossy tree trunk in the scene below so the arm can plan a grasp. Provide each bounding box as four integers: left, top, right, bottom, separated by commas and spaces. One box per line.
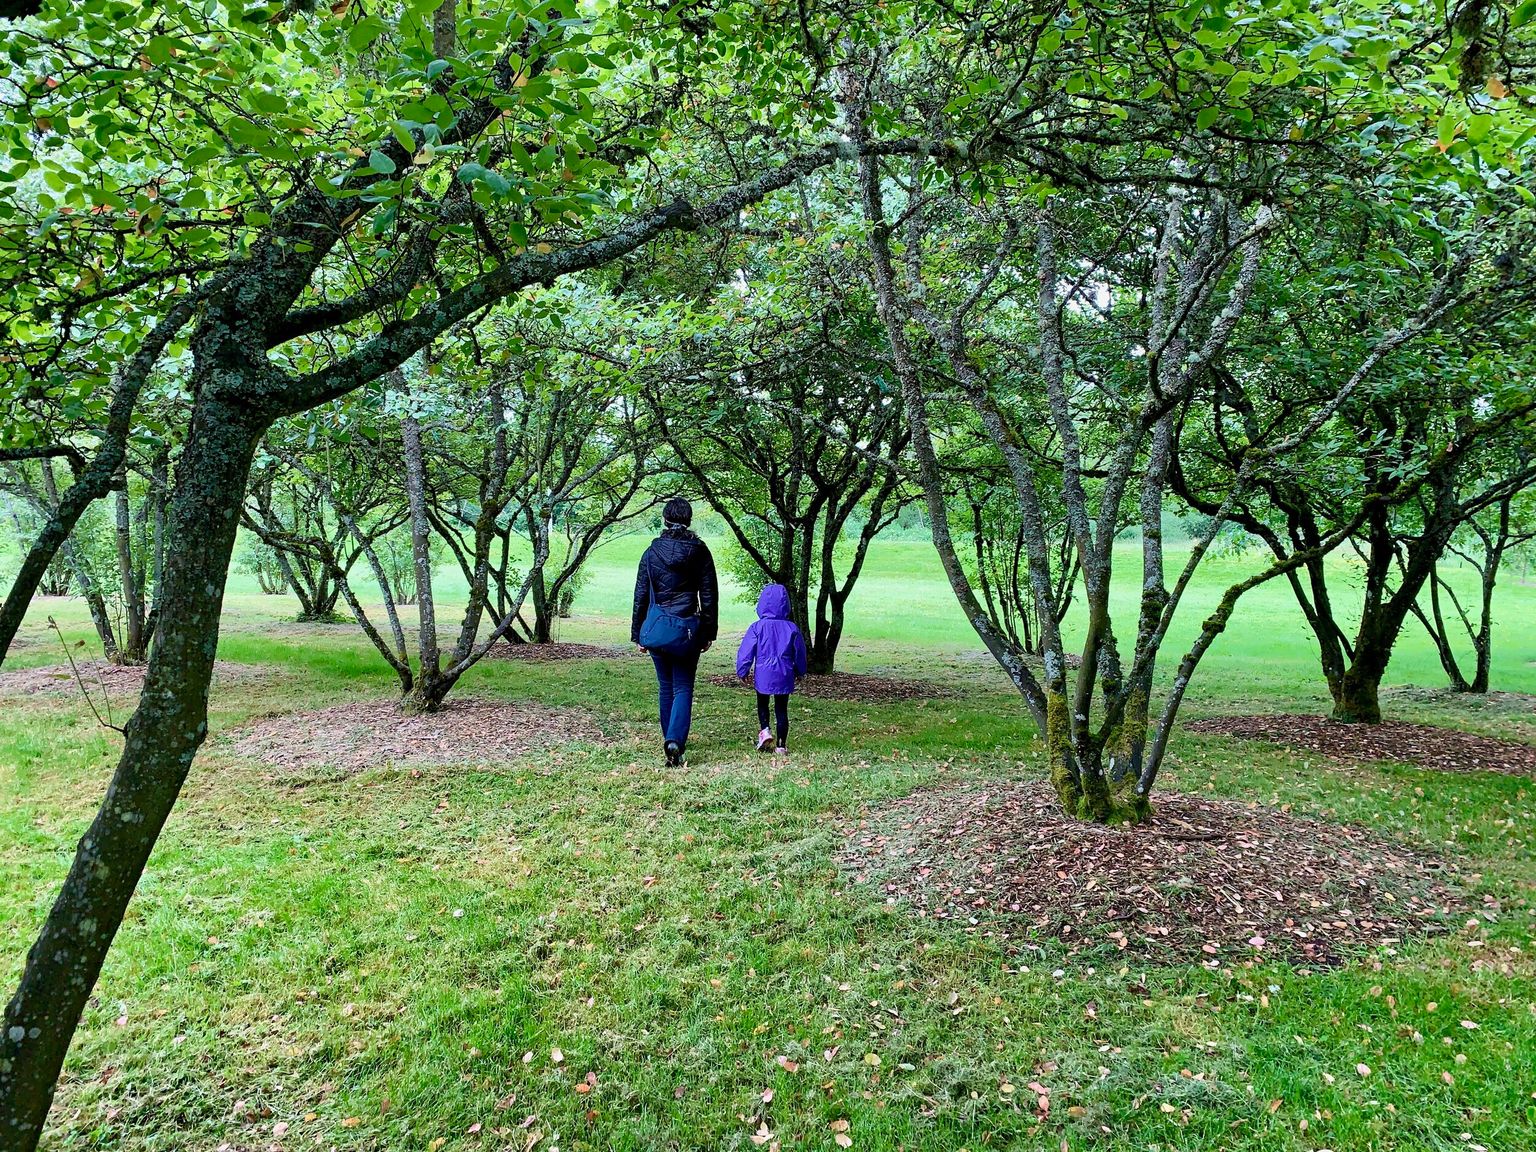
0, 392, 265, 1146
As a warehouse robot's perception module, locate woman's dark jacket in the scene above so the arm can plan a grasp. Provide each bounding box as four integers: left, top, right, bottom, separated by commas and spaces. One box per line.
631, 528, 719, 648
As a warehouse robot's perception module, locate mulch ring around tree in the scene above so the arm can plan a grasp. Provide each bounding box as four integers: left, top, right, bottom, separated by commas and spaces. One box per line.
484, 642, 634, 661
0, 659, 269, 698
839, 782, 1464, 965
1186, 714, 1536, 778
706, 672, 954, 704
221, 696, 605, 775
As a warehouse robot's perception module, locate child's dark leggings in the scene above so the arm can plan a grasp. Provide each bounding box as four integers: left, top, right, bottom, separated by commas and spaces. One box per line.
756, 692, 789, 748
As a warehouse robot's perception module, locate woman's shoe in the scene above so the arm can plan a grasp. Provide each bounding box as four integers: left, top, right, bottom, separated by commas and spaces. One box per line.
665, 740, 683, 767
756, 727, 773, 751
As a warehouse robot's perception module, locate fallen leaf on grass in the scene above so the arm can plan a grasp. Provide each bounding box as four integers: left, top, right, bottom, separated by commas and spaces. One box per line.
341, 1117, 362, 1128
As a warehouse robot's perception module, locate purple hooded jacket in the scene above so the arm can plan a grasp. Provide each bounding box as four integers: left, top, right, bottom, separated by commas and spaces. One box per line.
735, 584, 808, 695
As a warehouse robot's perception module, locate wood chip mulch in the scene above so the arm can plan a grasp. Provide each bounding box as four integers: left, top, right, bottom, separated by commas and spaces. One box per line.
485, 642, 633, 661
1186, 714, 1536, 778
0, 659, 268, 698
705, 672, 953, 703
221, 696, 603, 773
1381, 684, 1536, 713
839, 782, 1463, 964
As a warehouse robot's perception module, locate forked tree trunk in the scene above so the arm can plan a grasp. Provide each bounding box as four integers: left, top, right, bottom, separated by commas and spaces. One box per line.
0, 397, 264, 1148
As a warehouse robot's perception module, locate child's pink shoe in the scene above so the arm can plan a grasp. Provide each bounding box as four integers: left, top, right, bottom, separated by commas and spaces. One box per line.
756, 728, 773, 751
774, 746, 790, 759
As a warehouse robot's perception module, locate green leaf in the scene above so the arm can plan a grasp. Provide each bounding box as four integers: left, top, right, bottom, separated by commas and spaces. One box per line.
457, 162, 511, 196
1196, 106, 1220, 131
368, 149, 396, 175
1436, 111, 1459, 150
349, 15, 387, 53
249, 88, 286, 116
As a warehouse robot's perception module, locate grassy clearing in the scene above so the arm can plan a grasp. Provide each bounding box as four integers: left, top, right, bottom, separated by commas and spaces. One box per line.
2, 538, 1534, 1150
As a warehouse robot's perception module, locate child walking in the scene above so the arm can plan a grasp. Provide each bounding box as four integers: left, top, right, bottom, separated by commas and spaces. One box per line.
735, 584, 808, 757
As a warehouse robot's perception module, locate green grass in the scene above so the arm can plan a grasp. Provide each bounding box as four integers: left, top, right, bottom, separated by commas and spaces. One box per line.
2, 536, 1534, 1151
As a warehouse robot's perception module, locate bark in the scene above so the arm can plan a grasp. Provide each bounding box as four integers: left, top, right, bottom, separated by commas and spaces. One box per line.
432, 0, 456, 59
35, 463, 119, 660
145, 448, 169, 648
0, 397, 263, 1148
400, 411, 443, 713
112, 479, 147, 663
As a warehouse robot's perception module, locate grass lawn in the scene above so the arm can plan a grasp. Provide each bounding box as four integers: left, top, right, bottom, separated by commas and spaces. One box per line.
2, 535, 1534, 1150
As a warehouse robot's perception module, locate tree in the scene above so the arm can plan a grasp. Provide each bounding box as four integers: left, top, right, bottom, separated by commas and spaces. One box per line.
1174, 210, 1536, 722
647, 292, 911, 674
0, 0, 935, 1136
1412, 484, 1536, 694
439, 303, 658, 648
0, 452, 166, 662
242, 452, 367, 622
841, 0, 1532, 818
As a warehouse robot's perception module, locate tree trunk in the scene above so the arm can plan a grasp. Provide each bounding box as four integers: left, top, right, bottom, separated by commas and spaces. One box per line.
145, 448, 169, 649
401, 411, 441, 707
113, 481, 147, 663
1331, 665, 1383, 724
809, 592, 843, 676
33, 463, 118, 660
0, 397, 263, 1150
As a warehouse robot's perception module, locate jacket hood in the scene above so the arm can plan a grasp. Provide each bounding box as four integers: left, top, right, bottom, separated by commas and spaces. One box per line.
757, 583, 791, 620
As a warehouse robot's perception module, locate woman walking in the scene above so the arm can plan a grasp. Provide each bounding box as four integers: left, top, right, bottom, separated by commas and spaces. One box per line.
632, 497, 718, 765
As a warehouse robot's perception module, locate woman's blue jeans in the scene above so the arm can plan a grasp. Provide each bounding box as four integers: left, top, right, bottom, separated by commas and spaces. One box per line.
651, 648, 700, 749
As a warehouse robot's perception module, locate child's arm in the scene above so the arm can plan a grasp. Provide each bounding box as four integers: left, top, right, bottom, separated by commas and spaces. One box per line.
735, 624, 758, 680
792, 626, 808, 678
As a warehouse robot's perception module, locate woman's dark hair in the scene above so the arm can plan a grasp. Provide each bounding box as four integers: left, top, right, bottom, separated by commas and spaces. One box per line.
663, 497, 693, 528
